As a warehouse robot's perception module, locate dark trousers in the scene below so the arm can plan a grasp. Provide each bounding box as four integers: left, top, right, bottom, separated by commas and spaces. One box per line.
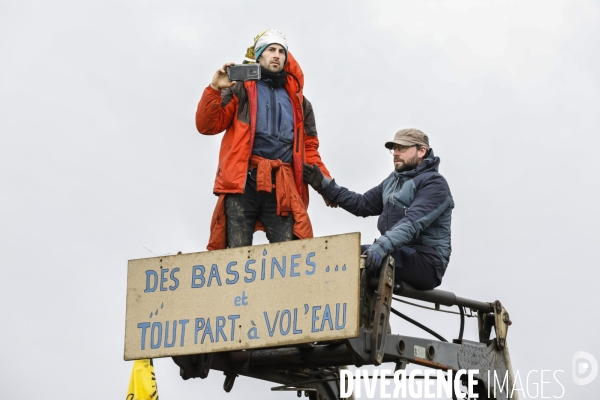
362, 244, 442, 290
225, 170, 295, 248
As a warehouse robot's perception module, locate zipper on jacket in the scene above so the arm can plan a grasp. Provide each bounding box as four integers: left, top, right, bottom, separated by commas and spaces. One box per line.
295, 127, 300, 153
265, 102, 269, 132
270, 86, 276, 136
278, 103, 283, 140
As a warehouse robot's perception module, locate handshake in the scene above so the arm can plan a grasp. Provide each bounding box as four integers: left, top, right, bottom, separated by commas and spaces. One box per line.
302, 163, 383, 273
303, 163, 337, 208
302, 163, 326, 191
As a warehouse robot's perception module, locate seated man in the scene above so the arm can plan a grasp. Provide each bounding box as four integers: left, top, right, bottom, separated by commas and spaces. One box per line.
303, 128, 453, 290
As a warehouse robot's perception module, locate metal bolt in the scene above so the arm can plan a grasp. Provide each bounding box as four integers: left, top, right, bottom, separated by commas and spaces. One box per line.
427, 345, 436, 360
397, 339, 406, 354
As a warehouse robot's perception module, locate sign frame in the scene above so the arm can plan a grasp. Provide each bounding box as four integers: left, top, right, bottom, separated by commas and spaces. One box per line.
124, 233, 361, 360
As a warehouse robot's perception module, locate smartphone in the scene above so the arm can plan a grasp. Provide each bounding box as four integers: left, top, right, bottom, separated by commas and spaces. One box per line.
227, 64, 261, 82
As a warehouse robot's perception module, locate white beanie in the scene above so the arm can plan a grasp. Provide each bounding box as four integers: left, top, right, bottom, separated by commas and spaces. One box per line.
254, 29, 288, 63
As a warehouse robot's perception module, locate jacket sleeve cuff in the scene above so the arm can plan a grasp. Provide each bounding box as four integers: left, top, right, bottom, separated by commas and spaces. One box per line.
369, 241, 388, 258
205, 85, 221, 95
318, 178, 336, 197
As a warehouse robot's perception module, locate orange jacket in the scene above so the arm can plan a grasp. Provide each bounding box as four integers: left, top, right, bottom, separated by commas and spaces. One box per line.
196, 52, 331, 206
207, 155, 314, 251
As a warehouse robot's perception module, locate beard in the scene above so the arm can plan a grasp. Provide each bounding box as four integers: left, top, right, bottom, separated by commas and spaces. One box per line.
266, 63, 283, 73
258, 57, 284, 73
394, 153, 420, 172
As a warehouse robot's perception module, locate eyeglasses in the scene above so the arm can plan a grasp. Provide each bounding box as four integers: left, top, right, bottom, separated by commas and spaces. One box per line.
389, 145, 417, 154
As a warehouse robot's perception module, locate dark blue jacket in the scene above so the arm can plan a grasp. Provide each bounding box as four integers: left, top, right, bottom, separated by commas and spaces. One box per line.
320, 149, 454, 274
252, 80, 295, 163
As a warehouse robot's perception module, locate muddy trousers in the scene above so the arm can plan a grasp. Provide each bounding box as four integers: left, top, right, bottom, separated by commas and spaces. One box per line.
361, 244, 443, 290
225, 171, 295, 248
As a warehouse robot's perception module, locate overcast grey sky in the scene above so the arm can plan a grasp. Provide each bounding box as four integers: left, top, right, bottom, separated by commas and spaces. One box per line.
1, 0, 599, 398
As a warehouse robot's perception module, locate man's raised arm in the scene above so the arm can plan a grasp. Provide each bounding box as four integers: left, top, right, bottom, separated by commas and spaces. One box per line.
196, 62, 237, 135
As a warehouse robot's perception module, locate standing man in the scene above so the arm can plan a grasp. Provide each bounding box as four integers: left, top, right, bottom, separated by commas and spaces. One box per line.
196, 29, 331, 250
303, 129, 453, 290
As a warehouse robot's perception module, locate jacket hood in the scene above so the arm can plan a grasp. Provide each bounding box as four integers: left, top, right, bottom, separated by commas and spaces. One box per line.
283, 51, 304, 91
394, 148, 440, 178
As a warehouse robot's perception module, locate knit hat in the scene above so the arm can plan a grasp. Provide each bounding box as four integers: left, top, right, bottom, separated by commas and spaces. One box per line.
243, 29, 288, 65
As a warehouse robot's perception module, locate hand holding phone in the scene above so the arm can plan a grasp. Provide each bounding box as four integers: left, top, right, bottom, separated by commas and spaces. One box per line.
210, 62, 236, 91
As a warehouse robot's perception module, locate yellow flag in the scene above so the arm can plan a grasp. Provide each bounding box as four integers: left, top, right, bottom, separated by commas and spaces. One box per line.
126, 359, 159, 400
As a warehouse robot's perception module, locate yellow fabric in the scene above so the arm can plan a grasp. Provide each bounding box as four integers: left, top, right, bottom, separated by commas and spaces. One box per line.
126, 359, 159, 400
243, 28, 270, 63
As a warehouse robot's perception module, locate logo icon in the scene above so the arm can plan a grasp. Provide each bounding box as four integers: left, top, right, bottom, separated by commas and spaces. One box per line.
572, 351, 598, 385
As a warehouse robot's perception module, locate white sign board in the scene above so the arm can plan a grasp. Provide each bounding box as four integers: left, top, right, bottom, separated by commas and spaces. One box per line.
124, 233, 361, 360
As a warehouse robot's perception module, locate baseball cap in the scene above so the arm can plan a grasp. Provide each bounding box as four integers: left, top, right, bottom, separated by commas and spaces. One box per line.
385, 128, 430, 149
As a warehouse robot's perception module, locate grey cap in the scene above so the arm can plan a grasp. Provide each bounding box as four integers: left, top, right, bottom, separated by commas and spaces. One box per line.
385, 128, 430, 149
